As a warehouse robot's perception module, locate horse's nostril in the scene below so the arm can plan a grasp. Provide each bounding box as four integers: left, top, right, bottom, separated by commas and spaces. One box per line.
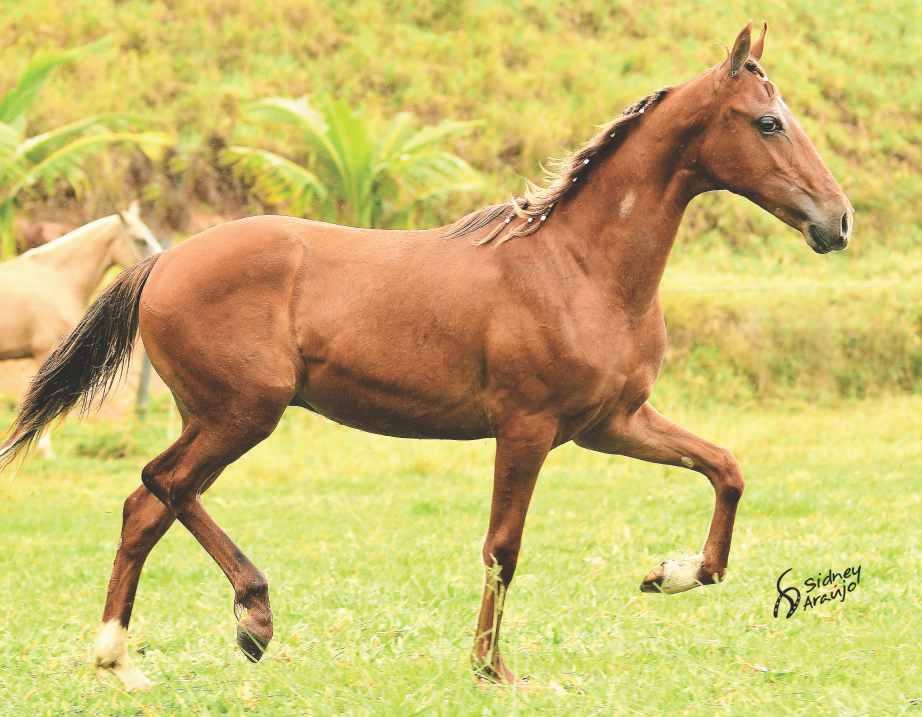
841, 212, 850, 237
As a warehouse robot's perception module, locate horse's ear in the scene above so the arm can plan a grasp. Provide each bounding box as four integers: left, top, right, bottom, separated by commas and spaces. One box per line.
728, 22, 752, 77
751, 22, 767, 61
128, 199, 140, 216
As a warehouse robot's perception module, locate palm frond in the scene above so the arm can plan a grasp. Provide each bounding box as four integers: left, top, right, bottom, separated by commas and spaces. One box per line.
0, 122, 26, 187
3, 131, 169, 202
17, 116, 106, 162
392, 151, 482, 205
245, 97, 344, 180
237, 95, 483, 228
0, 38, 111, 125
321, 98, 373, 191
18, 113, 137, 162
374, 113, 418, 165
398, 119, 482, 156
221, 145, 327, 215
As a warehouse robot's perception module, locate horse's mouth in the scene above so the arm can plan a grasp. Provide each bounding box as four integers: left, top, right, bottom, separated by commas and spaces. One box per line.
806, 224, 848, 254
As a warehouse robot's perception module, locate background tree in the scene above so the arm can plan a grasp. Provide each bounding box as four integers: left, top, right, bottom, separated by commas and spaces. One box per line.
223, 97, 481, 228
0, 40, 165, 258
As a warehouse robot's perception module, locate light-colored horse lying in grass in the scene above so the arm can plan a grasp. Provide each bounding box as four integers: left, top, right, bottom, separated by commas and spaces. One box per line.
0, 202, 161, 457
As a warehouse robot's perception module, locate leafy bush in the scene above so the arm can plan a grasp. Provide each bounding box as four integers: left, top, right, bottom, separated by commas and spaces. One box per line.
224, 96, 481, 227
0, 38, 165, 257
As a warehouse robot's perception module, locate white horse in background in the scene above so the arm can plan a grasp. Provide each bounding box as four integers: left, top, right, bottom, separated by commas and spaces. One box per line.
0, 202, 162, 457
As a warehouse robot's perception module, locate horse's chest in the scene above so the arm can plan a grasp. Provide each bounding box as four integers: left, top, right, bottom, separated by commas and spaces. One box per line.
551, 312, 667, 411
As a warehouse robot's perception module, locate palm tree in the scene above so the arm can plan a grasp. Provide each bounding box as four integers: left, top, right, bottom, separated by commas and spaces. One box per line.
223, 97, 481, 228
0, 40, 166, 258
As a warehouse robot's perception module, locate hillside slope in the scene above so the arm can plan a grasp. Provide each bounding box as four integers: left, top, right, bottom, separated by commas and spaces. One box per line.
1, 0, 919, 246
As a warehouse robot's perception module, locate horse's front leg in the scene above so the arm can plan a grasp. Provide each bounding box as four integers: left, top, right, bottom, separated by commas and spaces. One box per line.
576, 403, 744, 593
472, 416, 556, 684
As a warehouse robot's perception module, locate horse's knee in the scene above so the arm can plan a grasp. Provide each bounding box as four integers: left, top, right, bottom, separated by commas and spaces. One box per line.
483, 534, 521, 581
141, 459, 201, 512
714, 449, 744, 502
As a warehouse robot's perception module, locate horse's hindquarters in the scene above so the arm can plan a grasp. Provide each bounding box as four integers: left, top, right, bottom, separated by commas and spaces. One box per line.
138, 220, 305, 423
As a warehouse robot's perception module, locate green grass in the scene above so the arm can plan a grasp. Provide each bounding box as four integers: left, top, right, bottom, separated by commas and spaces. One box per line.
1, 394, 920, 715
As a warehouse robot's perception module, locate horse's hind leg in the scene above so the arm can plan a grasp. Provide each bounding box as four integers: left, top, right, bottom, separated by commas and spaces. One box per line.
94, 487, 172, 690
94, 399, 281, 689
36, 430, 55, 460
94, 428, 193, 689
140, 407, 286, 663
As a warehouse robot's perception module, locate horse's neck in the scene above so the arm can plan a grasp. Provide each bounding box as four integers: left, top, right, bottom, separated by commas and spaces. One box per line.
32, 216, 119, 304
548, 114, 699, 315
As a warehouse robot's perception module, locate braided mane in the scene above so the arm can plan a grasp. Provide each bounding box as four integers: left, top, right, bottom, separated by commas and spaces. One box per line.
444, 87, 670, 245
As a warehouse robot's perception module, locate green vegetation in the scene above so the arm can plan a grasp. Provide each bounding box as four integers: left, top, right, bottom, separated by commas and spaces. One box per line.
0, 395, 920, 714
226, 96, 480, 227
0, 1, 918, 243
0, 39, 163, 257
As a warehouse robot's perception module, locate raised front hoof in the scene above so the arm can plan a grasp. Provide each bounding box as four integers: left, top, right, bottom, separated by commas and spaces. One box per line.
236, 619, 272, 663
640, 554, 721, 594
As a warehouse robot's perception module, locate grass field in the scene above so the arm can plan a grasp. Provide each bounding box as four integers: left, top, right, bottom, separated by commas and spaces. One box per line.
1, 393, 920, 715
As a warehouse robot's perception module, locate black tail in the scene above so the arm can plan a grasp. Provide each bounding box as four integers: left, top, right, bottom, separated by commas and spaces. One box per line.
0, 254, 160, 471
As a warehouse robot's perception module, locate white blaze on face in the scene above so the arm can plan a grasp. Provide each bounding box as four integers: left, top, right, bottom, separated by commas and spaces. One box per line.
619, 190, 636, 219
94, 619, 153, 691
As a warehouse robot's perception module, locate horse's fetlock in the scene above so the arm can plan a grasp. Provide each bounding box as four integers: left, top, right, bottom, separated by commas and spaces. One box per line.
237, 572, 270, 607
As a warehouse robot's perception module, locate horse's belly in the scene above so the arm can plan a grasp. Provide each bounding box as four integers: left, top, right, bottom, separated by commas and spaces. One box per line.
297, 361, 491, 440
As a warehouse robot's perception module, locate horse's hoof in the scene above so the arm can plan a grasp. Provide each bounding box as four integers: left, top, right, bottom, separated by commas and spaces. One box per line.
93, 619, 153, 691
472, 662, 523, 687
471, 650, 524, 686
236, 620, 270, 663
640, 553, 712, 594
106, 663, 153, 691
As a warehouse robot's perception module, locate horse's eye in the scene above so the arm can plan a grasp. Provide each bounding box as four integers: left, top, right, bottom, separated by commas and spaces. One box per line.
757, 116, 782, 134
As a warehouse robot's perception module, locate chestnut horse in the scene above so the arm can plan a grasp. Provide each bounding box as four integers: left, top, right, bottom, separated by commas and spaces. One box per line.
0, 24, 852, 689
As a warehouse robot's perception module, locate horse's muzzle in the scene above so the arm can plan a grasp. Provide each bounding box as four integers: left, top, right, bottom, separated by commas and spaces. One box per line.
806, 210, 852, 253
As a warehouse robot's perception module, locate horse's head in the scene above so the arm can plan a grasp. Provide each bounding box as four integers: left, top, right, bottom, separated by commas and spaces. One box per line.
112, 200, 163, 265
693, 23, 853, 253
